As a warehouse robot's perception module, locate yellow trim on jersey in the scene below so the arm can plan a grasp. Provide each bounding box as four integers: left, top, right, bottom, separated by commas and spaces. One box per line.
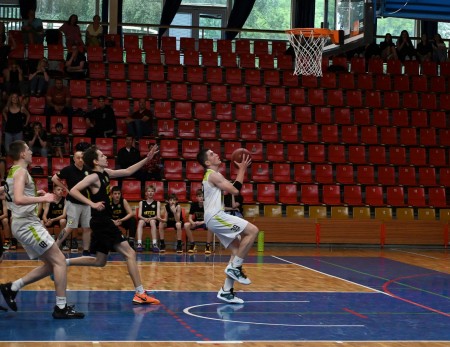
29, 225, 42, 242
203, 169, 213, 181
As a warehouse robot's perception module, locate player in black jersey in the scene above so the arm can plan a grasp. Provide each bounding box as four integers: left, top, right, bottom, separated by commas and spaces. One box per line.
41, 185, 67, 234
67, 145, 160, 306
110, 186, 136, 248
136, 185, 162, 253
184, 189, 213, 254
159, 194, 183, 253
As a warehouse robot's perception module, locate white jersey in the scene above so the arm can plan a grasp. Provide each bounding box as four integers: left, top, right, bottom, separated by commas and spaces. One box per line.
6, 165, 38, 219
202, 168, 224, 224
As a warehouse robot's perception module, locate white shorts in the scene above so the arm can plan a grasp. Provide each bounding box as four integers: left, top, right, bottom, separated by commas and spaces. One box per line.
66, 200, 91, 229
12, 216, 55, 260
206, 210, 248, 248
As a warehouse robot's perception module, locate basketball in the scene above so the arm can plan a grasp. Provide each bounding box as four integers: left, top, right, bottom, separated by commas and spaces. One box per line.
231, 148, 252, 167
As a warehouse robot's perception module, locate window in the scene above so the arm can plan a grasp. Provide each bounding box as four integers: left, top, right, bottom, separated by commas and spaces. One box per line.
376, 17, 416, 43
241, 0, 291, 40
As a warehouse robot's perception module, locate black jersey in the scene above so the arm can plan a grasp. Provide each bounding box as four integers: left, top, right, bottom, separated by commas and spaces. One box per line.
165, 203, 183, 223
111, 197, 127, 220
90, 171, 112, 218
47, 197, 66, 219
141, 200, 158, 218
57, 164, 90, 204
188, 202, 204, 221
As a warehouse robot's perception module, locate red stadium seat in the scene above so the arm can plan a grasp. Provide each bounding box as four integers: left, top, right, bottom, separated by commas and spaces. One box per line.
264, 70, 280, 86
147, 64, 164, 81
260, 123, 278, 141
407, 187, 426, 207
429, 148, 447, 167
216, 103, 232, 121
167, 181, 187, 202
281, 123, 299, 142
266, 143, 284, 162
354, 108, 370, 125
365, 186, 384, 206
210, 85, 228, 102
191, 84, 208, 102
256, 183, 276, 204
409, 147, 427, 166
380, 127, 398, 145
314, 107, 332, 124
398, 166, 416, 186
246, 142, 264, 161
198, 121, 217, 139
177, 120, 196, 138
159, 139, 179, 158
51, 157, 70, 175
348, 145, 367, 164
387, 186, 405, 206
328, 144, 347, 163
300, 184, 320, 205
157, 120, 175, 137
341, 125, 359, 144
202, 51, 219, 67
307, 144, 325, 163
315, 164, 334, 184
110, 81, 128, 99
184, 50, 200, 66
219, 122, 237, 140
439, 168, 450, 187
389, 147, 407, 165
154, 101, 172, 119
294, 164, 313, 183
418, 167, 436, 186
343, 185, 363, 206
428, 187, 447, 207
245, 69, 261, 85
378, 166, 396, 186
221, 52, 237, 67
240, 123, 258, 141
289, 88, 306, 105
399, 128, 417, 146
125, 48, 142, 63
357, 165, 375, 185
225, 68, 242, 84
121, 180, 142, 201
167, 66, 184, 82
251, 162, 270, 182
323, 185, 342, 205
164, 49, 180, 65
279, 183, 298, 204
185, 161, 204, 181
272, 163, 292, 183
301, 124, 318, 143
164, 160, 183, 180
127, 63, 145, 81
181, 140, 199, 160
336, 164, 354, 184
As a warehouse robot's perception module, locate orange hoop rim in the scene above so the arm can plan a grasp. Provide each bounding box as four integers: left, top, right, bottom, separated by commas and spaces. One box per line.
286, 28, 340, 45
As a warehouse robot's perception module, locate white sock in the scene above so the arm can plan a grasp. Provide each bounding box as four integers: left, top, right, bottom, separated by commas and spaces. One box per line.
232, 256, 244, 268
11, 278, 24, 292
56, 296, 67, 309
137, 239, 142, 245
66, 259, 71, 266
223, 277, 234, 292
135, 285, 145, 294
152, 239, 157, 245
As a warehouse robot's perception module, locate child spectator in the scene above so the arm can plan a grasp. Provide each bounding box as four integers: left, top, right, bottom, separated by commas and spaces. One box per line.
110, 186, 137, 249
136, 185, 162, 253
50, 122, 68, 158
27, 121, 48, 157
41, 186, 67, 238
184, 189, 213, 254
159, 194, 183, 253
29, 58, 49, 96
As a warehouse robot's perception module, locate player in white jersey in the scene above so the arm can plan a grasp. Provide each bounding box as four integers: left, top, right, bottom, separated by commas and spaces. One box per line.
197, 149, 259, 304
0, 140, 84, 319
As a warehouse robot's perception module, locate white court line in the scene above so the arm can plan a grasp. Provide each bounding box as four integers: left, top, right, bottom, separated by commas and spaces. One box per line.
391, 249, 443, 260
271, 255, 387, 295
183, 302, 365, 328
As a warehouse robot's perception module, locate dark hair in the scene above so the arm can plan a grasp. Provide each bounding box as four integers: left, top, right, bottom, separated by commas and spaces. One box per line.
196, 148, 210, 168
82, 145, 99, 169
111, 186, 121, 193
167, 193, 178, 201
8, 140, 27, 161
67, 14, 78, 25
196, 189, 203, 196
55, 122, 63, 128
75, 141, 91, 152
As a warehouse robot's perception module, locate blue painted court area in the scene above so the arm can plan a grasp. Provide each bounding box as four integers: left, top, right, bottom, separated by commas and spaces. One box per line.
0, 253, 449, 342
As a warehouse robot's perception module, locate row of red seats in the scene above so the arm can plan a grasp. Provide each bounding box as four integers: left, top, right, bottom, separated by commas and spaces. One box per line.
65, 80, 450, 110
85, 62, 450, 94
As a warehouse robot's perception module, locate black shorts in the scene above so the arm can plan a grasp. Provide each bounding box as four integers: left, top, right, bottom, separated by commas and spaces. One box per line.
90, 216, 127, 254
166, 220, 181, 229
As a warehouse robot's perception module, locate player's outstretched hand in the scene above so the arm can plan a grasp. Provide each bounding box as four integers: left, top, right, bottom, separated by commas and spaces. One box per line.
147, 144, 159, 160
235, 154, 252, 170
43, 193, 57, 203
92, 201, 105, 211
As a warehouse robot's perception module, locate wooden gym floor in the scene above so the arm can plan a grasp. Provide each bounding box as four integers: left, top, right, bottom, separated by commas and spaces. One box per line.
0, 244, 449, 347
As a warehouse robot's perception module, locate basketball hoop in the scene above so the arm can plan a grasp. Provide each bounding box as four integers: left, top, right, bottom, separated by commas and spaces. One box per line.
285, 28, 340, 77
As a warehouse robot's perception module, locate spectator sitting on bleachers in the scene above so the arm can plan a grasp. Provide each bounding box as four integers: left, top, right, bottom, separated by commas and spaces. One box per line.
396, 30, 417, 62
416, 33, 433, 63
85, 95, 116, 139
3, 60, 28, 96
59, 14, 84, 50
85, 15, 103, 47
29, 58, 49, 96
65, 44, 86, 79
21, 8, 44, 44
45, 78, 72, 117
126, 98, 153, 140
50, 122, 68, 158
27, 121, 48, 157
41, 185, 67, 237
432, 33, 448, 62
379, 33, 398, 61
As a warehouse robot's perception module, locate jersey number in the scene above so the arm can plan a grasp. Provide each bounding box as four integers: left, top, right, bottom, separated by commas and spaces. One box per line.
231, 225, 240, 232
39, 241, 48, 248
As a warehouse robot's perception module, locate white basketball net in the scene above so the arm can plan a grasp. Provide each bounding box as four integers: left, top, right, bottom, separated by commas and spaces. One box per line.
286, 30, 328, 77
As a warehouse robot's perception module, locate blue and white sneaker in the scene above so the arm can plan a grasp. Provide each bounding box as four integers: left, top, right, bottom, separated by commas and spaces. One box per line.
217, 287, 244, 304
225, 264, 251, 285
